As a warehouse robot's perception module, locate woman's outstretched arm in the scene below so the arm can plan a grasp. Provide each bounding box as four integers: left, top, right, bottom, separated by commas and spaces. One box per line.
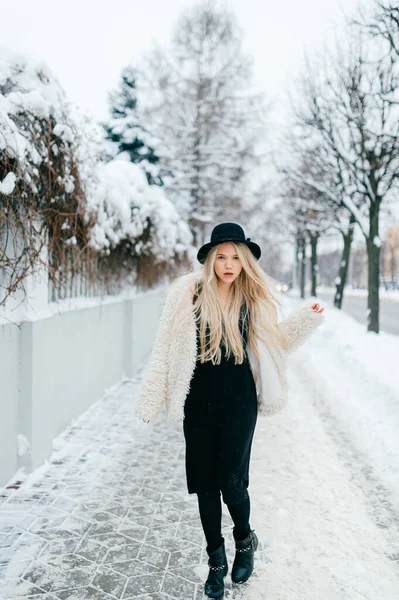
277, 300, 325, 354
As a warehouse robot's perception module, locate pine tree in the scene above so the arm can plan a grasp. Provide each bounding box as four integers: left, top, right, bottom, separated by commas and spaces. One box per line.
104, 65, 166, 186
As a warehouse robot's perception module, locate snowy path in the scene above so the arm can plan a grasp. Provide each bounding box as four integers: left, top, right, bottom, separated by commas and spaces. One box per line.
249, 298, 399, 599
0, 380, 271, 600
1, 299, 399, 599
250, 364, 399, 599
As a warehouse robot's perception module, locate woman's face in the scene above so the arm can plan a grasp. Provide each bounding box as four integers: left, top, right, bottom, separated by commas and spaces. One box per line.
213, 242, 243, 284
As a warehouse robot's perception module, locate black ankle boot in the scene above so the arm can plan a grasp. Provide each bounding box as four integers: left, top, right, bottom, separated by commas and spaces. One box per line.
204, 537, 228, 599
231, 528, 258, 584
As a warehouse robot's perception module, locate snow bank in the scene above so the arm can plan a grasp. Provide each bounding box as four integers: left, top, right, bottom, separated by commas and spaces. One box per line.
284, 293, 399, 504
315, 300, 399, 392
247, 293, 399, 598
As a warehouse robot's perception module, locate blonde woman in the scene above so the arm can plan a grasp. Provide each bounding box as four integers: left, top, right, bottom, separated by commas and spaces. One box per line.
136, 222, 325, 599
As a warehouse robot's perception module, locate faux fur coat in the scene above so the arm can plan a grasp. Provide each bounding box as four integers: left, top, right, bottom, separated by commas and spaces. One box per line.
135, 270, 325, 425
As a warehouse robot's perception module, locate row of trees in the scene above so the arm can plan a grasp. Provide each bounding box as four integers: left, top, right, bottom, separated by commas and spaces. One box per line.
279, 1, 399, 333
4, 0, 397, 334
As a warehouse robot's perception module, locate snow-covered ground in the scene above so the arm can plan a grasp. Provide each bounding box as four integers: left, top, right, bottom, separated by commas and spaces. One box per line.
250, 295, 399, 599
0, 295, 398, 599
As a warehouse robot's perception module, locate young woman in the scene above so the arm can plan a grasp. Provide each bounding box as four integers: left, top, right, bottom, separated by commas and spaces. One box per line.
136, 222, 325, 599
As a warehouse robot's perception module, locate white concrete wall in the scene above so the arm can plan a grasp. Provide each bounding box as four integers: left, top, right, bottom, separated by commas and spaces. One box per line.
0, 324, 19, 485
0, 291, 163, 487
131, 293, 162, 375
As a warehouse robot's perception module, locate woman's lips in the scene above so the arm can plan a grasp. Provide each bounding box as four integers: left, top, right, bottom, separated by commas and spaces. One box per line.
224, 273, 233, 276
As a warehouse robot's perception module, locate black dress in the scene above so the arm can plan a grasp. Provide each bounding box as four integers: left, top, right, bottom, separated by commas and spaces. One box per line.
183, 292, 258, 506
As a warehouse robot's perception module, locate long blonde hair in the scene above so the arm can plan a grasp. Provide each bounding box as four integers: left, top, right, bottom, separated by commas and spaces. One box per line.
193, 243, 290, 365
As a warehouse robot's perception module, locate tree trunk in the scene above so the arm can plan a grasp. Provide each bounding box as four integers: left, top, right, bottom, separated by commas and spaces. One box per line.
334, 213, 356, 309
390, 244, 396, 289
189, 96, 202, 246
292, 236, 300, 290
310, 232, 319, 297
366, 202, 380, 333
298, 236, 306, 299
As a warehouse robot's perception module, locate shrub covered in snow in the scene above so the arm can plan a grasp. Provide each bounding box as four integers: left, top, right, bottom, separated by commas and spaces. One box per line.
79, 157, 193, 292
0, 48, 193, 305
86, 159, 192, 263
0, 47, 87, 304
0, 49, 78, 199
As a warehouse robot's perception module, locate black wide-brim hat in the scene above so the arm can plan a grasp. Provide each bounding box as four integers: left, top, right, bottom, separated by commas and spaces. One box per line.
197, 222, 261, 264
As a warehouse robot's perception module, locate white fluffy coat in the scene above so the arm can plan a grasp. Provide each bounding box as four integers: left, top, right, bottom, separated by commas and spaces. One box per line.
136, 270, 325, 425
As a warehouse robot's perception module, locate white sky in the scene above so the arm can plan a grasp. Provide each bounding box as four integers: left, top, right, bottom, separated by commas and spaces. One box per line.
1, 0, 365, 122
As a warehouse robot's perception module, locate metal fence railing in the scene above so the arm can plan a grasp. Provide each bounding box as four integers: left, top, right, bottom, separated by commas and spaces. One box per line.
48, 247, 127, 303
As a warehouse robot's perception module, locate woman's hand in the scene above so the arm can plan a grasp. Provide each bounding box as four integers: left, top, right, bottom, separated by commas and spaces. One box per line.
312, 303, 324, 314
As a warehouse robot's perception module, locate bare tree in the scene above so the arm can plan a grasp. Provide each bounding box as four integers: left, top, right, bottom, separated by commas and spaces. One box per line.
281, 144, 359, 309
284, 28, 399, 332
280, 166, 336, 299
364, 2, 399, 59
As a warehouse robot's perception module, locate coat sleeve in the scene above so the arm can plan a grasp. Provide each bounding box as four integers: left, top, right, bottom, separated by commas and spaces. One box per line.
277, 299, 325, 354
135, 280, 181, 422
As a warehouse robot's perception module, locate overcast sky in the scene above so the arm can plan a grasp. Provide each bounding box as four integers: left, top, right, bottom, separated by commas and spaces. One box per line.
1, 0, 365, 122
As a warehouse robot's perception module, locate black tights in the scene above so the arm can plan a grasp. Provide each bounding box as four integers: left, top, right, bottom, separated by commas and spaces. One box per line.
197, 489, 251, 552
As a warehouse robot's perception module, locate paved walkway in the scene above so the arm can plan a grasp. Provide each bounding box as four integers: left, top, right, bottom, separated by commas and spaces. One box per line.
0, 380, 268, 600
